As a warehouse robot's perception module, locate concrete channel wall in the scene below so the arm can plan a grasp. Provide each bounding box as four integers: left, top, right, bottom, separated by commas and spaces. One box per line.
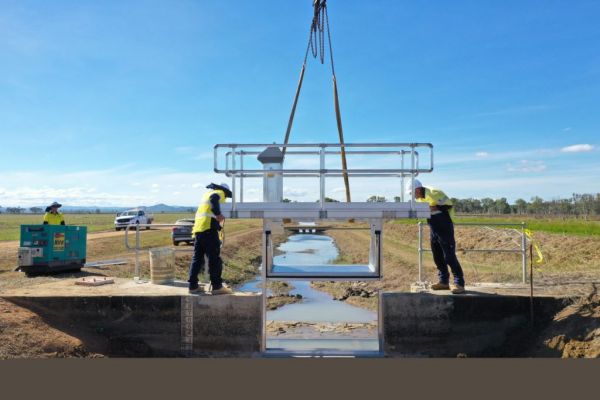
381, 292, 568, 357
4, 291, 570, 357
4, 294, 262, 357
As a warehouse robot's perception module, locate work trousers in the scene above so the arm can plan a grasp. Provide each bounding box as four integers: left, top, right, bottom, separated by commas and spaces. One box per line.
188, 227, 223, 290
428, 212, 465, 286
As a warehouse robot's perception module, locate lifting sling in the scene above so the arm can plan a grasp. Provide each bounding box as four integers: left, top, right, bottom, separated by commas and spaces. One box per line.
282, 0, 351, 202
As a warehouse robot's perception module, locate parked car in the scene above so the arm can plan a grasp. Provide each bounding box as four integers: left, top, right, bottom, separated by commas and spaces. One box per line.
171, 219, 194, 246
114, 209, 154, 231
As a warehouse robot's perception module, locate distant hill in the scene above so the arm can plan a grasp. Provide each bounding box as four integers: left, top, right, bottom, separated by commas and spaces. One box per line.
145, 203, 194, 213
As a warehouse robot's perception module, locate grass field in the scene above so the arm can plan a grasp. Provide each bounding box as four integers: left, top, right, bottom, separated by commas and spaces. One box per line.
393, 215, 600, 236
0, 218, 263, 291
3, 213, 600, 241
0, 212, 195, 241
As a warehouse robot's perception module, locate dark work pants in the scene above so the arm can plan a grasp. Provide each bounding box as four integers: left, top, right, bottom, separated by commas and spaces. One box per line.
188, 227, 223, 290
428, 212, 465, 286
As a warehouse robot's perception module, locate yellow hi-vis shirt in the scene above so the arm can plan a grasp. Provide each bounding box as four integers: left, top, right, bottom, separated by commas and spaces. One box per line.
43, 212, 65, 225
416, 187, 452, 207
192, 189, 226, 234
416, 187, 455, 217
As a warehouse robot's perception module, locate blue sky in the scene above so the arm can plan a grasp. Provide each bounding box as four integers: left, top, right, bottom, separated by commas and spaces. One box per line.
1, 0, 599, 207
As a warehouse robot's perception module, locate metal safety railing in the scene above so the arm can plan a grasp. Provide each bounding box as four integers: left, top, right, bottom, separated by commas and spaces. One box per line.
417, 221, 529, 284
124, 224, 194, 280
214, 142, 434, 208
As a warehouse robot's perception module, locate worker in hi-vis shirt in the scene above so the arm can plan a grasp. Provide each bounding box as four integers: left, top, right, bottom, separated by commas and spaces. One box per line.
407, 180, 466, 294
188, 183, 233, 295
43, 202, 65, 225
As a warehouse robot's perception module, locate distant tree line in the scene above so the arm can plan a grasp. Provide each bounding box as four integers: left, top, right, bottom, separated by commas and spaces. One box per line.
0, 207, 105, 214
361, 193, 600, 216
359, 193, 600, 217
3, 192, 599, 217
451, 193, 600, 216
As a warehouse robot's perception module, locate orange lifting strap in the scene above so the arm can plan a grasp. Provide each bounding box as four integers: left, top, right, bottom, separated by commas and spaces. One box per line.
282, 0, 351, 202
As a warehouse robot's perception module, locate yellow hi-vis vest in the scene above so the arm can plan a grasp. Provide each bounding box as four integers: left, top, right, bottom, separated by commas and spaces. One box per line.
192, 189, 226, 234
416, 187, 452, 207
416, 187, 455, 217
43, 212, 65, 225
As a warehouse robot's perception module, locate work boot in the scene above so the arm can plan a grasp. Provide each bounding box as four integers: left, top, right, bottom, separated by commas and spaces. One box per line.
451, 284, 466, 294
430, 282, 450, 290
211, 285, 233, 295
188, 285, 205, 294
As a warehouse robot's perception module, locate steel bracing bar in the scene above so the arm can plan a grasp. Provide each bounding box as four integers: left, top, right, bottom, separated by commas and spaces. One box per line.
417, 221, 529, 284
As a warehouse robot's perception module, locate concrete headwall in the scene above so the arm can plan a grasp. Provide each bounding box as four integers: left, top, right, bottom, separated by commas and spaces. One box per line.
4, 294, 262, 357
382, 292, 567, 357
192, 294, 262, 355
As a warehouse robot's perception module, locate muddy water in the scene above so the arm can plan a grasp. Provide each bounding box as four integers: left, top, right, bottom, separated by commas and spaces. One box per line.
238, 234, 376, 323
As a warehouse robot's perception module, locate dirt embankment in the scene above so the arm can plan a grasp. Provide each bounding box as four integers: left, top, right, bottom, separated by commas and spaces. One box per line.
531, 286, 600, 358
0, 298, 103, 359
315, 222, 600, 311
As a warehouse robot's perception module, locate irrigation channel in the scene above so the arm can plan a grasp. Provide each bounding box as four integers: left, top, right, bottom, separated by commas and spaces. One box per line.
237, 234, 379, 353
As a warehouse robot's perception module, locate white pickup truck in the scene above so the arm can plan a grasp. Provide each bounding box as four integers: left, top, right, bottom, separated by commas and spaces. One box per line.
114, 209, 154, 231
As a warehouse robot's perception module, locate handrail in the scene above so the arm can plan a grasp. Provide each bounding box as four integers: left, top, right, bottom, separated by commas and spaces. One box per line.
124, 223, 194, 280
417, 221, 528, 283
214, 142, 434, 208
214, 143, 433, 175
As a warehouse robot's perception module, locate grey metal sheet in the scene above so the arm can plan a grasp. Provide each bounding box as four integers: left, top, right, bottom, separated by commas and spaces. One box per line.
221, 202, 430, 220
268, 263, 379, 279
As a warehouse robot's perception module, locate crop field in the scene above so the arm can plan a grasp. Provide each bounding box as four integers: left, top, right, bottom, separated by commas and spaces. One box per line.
393, 215, 600, 236
0, 213, 195, 241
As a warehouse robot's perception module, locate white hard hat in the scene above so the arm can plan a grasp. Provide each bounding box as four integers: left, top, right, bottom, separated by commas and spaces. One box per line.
405, 179, 423, 194
219, 183, 230, 191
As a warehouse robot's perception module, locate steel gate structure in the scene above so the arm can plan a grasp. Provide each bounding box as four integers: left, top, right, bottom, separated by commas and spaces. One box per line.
213, 142, 433, 356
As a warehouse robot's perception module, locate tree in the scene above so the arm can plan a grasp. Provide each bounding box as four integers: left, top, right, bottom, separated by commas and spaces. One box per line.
367, 195, 387, 203
324, 197, 339, 203
6, 207, 24, 214
480, 198, 495, 214
29, 207, 43, 214
528, 196, 544, 215
494, 198, 511, 214
282, 198, 292, 203
393, 196, 402, 202
514, 199, 527, 215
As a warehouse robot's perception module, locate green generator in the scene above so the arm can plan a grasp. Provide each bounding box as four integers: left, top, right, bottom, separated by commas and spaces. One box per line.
18, 225, 87, 275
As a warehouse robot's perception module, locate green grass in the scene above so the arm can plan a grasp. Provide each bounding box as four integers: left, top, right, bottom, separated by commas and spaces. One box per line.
453, 216, 600, 236
392, 215, 600, 236
0, 212, 195, 241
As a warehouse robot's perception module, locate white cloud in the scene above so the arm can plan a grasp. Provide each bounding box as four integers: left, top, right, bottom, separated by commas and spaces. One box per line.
475, 152, 489, 158
0, 167, 222, 207
560, 144, 594, 153
506, 160, 547, 173
283, 187, 310, 198
563, 127, 572, 132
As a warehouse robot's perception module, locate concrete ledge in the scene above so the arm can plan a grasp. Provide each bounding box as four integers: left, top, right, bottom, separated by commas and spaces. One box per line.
3, 291, 262, 357
192, 294, 262, 354
382, 292, 568, 357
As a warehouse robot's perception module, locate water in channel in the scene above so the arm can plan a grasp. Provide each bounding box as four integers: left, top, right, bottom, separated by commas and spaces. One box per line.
237, 234, 378, 352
